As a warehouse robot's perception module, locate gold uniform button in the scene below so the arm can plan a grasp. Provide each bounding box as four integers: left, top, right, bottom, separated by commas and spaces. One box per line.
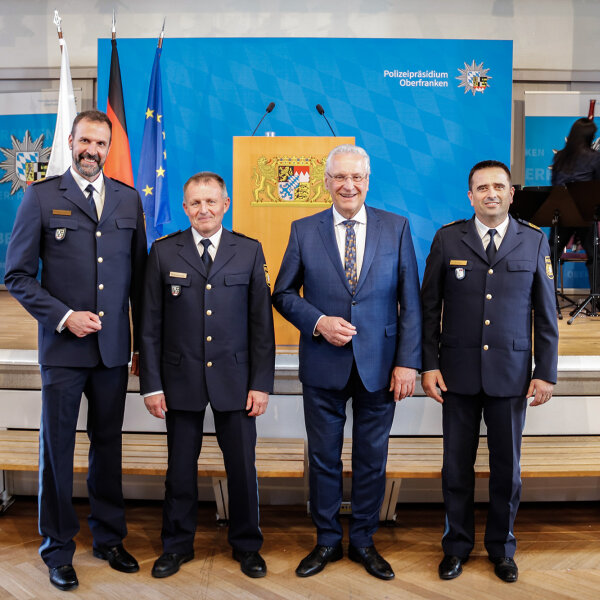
206, 309, 212, 316
206, 336, 212, 342
485, 319, 490, 326
483, 345, 489, 351
98, 284, 104, 290
96, 231, 102, 237
97, 257, 103, 263
488, 268, 493, 274
206, 361, 213, 367
98, 311, 105, 317
486, 293, 492, 300
206, 284, 212, 290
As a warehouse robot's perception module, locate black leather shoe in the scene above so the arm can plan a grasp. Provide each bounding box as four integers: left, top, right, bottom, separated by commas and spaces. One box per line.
438, 555, 468, 580
348, 545, 394, 580
49, 565, 78, 591
489, 556, 518, 582
151, 552, 194, 578
93, 544, 139, 573
295, 543, 343, 577
232, 549, 267, 578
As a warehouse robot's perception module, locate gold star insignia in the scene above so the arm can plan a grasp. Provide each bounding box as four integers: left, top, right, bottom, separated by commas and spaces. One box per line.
157, 114, 162, 123
162, 131, 166, 140
142, 185, 154, 196
145, 108, 154, 119
163, 150, 167, 159
156, 166, 166, 177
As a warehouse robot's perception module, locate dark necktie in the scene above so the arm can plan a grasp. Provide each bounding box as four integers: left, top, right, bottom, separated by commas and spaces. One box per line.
486, 228, 497, 263
343, 220, 358, 293
200, 238, 213, 272
85, 184, 97, 219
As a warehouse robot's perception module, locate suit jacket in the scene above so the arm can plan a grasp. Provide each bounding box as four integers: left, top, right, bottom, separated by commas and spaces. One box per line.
5, 169, 147, 368
139, 228, 275, 412
272, 205, 422, 393
421, 215, 559, 397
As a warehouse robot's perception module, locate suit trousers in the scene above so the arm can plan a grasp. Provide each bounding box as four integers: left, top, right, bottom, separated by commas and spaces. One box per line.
39, 363, 128, 567
441, 390, 527, 559
302, 363, 396, 548
162, 408, 262, 554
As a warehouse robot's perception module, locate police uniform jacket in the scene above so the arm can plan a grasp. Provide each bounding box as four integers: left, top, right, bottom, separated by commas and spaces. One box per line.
421, 215, 558, 397
272, 205, 422, 392
5, 169, 147, 368
139, 227, 275, 412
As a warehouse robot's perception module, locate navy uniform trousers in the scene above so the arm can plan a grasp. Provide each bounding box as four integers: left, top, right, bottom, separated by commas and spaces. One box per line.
441, 391, 527, 559
162, 405, 262, 554
303, 362, 396, 548
39, 362, 129, 567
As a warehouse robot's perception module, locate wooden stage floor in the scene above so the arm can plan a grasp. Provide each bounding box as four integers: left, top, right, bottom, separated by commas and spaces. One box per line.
0, 290, 598, 355
0, 499, 598, 599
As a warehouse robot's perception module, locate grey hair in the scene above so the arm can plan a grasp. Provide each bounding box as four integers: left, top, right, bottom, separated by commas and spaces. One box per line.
325, 144, 371, 175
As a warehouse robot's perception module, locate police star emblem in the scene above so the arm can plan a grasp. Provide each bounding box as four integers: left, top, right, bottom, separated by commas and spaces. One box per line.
55, 228, 66, 241
456, 60, 491, 95
171, 285, 181, 296
455, 267, 466, 280
0, 131, 51, 194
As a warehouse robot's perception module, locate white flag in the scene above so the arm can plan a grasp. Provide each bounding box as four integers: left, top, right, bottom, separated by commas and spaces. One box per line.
46, 38, 77, 176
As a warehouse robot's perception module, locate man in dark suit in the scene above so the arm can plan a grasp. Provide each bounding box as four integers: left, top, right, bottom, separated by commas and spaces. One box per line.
421, 160, 559, 583
272, 145, 422, 580
140, 172, 275, 580
5, 110, 147, 591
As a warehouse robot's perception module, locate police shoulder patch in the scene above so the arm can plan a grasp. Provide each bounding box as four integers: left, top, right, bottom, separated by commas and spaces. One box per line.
442, 219, 467, 228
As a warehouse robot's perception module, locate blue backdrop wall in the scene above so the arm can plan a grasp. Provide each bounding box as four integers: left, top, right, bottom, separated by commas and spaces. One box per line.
97, 37, 512, 277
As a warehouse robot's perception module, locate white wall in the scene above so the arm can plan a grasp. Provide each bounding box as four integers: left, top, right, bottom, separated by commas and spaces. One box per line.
1, 1, 599, 71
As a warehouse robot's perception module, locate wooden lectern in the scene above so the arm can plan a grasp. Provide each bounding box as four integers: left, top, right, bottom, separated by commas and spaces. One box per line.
232, 136, 355, 346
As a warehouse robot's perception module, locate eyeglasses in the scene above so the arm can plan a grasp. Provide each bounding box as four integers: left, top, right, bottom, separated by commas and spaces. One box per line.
326, 173, 368, 183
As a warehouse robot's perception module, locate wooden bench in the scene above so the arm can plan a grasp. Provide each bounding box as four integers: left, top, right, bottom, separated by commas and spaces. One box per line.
0, 430, 306, 519
342, 436, 600, 521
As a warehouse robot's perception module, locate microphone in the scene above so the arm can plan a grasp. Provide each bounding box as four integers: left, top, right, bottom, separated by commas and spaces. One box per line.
251, 102, 276, 136
316, 104, 336, 136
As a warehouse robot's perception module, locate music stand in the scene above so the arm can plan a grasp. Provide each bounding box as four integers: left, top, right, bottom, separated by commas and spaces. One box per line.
519, 186, 581, 317
565, 181, 600, 323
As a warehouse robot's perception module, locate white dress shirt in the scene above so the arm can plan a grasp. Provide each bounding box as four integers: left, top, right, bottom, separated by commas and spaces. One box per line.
474, 215, 509, 251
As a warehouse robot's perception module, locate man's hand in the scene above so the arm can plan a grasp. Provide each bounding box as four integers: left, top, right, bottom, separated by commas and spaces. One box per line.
246, 390, 269, 417
64, 311, 102, 338
315, 316, 357, 347
145, 393, 167, 419
389, 366, 417, 402
527, 378, 554, 406
421, 370, 447, 404
131, 352, 140, 376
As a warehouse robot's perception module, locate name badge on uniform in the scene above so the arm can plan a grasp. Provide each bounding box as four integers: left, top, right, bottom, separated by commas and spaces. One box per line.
55, 228, 66, 241
171, 285, 181, 296
455, 267, 465, 280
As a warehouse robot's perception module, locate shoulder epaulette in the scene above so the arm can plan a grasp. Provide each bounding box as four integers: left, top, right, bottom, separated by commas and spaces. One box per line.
231, 230, 258, 242
109, 177, 137, 191
442, 219, 467, 228
516, 218, 542, 232
154, 230, 181, 243
33, 175, 60, 185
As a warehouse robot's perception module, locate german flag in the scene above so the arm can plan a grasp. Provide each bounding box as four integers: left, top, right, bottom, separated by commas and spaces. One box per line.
104, 37, 134, 185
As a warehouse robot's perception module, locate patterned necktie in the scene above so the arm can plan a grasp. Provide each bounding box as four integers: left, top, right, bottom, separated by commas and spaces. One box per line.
85, 184, 97, 219
486, 228, 497, 263
343, 220, 358, 293
200, 238, 213, 272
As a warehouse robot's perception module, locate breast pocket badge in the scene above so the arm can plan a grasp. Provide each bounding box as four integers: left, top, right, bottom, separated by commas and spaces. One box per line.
171, 285, 181, 297
455, 267, 465, 280
55, 228, 66, 241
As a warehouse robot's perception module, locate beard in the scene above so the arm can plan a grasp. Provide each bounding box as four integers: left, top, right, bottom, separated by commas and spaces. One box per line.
74, 152, 102, 179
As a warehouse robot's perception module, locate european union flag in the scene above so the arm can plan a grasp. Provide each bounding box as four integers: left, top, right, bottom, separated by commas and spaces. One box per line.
136, 45, 170, 250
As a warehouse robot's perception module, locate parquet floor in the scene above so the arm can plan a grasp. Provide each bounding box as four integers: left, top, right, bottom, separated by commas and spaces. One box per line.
0, 499, 598, 599
0, 290, 599, 355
